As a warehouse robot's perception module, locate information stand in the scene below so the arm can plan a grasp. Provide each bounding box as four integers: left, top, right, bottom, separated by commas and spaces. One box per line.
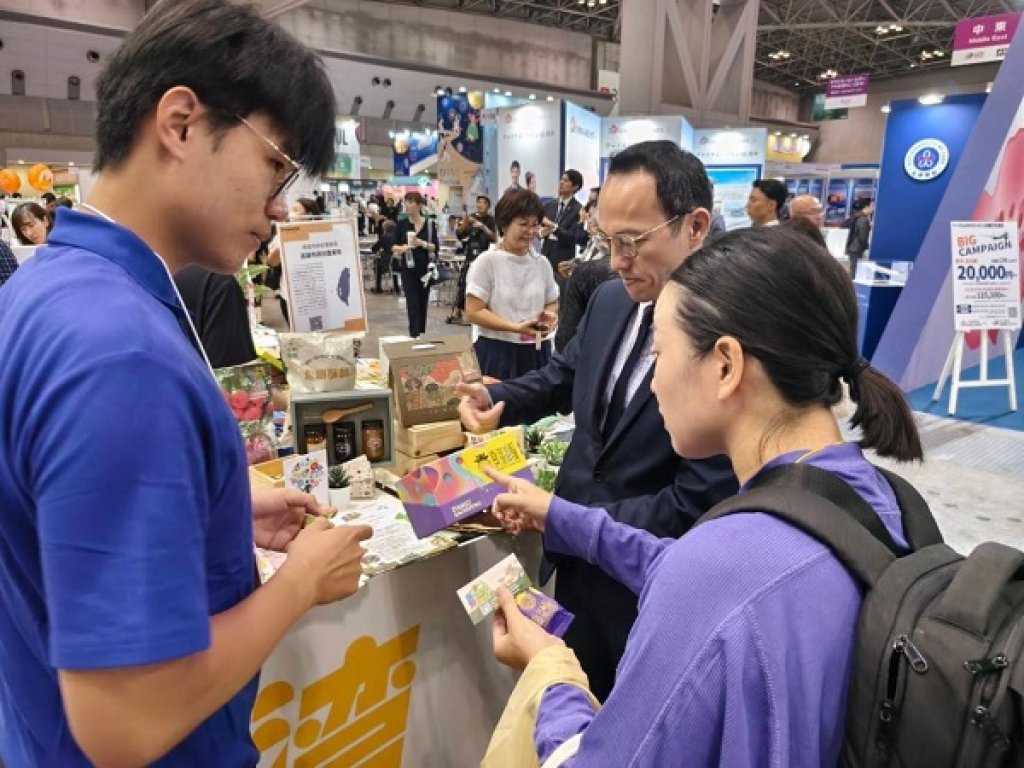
931, 329, 1017, 414
279, 214, 368, 334
931, 221, 1020, 414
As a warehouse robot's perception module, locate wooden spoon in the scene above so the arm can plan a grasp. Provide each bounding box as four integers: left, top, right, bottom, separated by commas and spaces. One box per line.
320, 402, 374, 424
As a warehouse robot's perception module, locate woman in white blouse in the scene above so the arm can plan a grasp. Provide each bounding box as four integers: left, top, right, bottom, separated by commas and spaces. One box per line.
465, 189, 559, 379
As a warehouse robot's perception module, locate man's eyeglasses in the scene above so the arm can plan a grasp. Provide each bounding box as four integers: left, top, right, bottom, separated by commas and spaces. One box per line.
592, 214, 682, 260
236, 115, 302, 200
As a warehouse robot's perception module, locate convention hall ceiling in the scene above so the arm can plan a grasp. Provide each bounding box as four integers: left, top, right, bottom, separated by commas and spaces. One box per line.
360, 0, 1019, 92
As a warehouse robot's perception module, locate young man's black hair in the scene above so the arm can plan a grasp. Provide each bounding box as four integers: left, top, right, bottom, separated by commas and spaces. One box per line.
95, 0, 336, 176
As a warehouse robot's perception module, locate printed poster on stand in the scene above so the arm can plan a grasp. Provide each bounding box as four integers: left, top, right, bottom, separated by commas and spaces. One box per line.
949, 220, 1022, 330
279, 217, 368, 334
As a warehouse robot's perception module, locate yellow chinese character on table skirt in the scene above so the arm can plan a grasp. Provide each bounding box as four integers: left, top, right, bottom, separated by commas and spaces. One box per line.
252, 626, 420, 767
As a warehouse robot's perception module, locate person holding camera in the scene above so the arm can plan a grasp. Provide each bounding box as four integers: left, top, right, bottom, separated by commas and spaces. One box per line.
449, 194, 496, 324
465, 188, 558, 379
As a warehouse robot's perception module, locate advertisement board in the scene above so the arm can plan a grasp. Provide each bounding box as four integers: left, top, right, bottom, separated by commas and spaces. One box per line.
327, 119, 360, 179
693, 128, 766, 168
437, 92, 486, 195
496, 102, 562, 199
824, 74, 870, 110
393, 132, 438, 177
706, 166, 759, 231
952, 12, 1020, 66
599, 116, 692, 159
950, 220, 1022, 330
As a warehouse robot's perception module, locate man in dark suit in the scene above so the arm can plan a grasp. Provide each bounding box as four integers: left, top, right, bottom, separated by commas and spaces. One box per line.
458, 141, 738, 701
540, 169, 585, 275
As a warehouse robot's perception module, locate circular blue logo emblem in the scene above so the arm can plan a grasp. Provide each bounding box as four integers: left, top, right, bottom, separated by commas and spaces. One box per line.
904, 139, 950, 181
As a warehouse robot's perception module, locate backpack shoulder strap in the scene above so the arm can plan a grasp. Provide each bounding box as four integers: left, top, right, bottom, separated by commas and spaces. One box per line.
875, 467, 944, 548
750, 464, 902, 553
698, 463, 900, 587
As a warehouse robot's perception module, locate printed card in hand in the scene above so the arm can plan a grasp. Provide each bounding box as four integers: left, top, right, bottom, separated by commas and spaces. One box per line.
283, 449, 329, 506
456, 554, 531, 624
457, 554, 576, 636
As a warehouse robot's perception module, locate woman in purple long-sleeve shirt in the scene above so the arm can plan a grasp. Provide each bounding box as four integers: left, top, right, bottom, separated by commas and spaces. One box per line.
483, 226, 924, 767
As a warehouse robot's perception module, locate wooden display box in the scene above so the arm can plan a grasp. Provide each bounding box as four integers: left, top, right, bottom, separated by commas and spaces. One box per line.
393, 420, 465, 458
392, 449, 441, 477
250, 458, 285, 489
290, 388, 394, 468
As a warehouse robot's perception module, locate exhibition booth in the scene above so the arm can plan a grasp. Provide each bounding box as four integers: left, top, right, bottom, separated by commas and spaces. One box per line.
869, 32, 1023, 430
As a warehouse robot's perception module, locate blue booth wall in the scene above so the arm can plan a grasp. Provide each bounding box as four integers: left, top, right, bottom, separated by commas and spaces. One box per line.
870, 94, 987, 265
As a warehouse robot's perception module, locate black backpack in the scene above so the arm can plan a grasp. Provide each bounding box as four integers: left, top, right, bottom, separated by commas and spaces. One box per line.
698, 462, 1024, 767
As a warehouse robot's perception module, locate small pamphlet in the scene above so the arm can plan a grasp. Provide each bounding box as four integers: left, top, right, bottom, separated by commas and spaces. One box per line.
456, 554, 531, 624
282, 449, 329, 506
456, 554, 575, 636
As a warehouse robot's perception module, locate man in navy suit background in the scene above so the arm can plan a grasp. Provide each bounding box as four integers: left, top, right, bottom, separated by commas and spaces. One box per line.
458, 141, 738, 701
540, 169, 585, 275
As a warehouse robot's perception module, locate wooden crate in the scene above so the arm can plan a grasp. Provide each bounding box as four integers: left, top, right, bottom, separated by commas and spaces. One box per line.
391, 449, 441, 477
250, 458, 285, 489
393, 420, 465, 458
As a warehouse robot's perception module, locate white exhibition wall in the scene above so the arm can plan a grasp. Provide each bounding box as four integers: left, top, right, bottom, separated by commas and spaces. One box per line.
562, 102, 602, 202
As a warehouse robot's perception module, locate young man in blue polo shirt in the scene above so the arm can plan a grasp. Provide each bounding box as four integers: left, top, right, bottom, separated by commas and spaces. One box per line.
0, 2, 373, 765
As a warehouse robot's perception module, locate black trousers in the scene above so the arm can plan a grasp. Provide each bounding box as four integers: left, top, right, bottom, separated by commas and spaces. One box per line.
400, 270, 430, 337
554, 557, 639, 702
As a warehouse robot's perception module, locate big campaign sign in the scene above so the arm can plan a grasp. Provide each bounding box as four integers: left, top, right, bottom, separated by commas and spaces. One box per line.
950, 220, 1022, 330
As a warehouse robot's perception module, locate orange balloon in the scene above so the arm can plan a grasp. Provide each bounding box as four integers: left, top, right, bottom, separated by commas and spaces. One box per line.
0, 169, 19, 195
27, 163, 53, 192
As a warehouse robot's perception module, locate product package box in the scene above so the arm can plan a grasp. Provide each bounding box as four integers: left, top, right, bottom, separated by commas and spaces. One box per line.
382, 336, 482, 426
396, 431, 533, 538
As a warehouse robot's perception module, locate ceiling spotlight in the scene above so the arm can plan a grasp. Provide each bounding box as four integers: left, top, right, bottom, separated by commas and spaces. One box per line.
789, 132, 797, 138
918, 93, 944, 105
934, 50, 945, 57
504, 90, 511, 96
458, 86, 467, 93
528, 93, 536, 100
435, 87, 445, 96
986, 82, 993, 93
372, 76, 381, 86
801, 134, 810, 140
890, 24, 903, 32
388, 130, 395, 138
875, 25, 888, 34
880, 104, 891, 113
493, 87, 501, 93
546, 95, 554, 101
773, 130, 782, 136
382, 78, 392, 87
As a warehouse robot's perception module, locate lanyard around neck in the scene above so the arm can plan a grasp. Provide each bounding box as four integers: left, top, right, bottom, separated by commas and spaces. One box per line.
79, 203, 217, 380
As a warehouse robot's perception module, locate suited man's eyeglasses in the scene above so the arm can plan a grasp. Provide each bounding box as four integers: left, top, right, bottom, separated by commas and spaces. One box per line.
592, 214, 682, 261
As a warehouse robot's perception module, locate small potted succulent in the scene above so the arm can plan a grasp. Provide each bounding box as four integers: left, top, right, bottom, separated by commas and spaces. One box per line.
328, 464, 351, 509
525, 426, 545, 456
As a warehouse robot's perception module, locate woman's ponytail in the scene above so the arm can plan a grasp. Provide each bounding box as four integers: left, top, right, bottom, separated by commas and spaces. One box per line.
847, 363, 923, 462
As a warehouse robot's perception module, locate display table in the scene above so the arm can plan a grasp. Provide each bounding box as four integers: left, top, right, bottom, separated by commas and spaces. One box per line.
251, 532, 542, 767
